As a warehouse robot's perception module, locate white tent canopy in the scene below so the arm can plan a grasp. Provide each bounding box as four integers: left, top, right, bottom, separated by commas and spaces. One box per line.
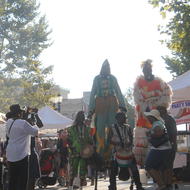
38, 106, 73, 130
0, 124, 6, 140
0, 112, 6, 124
168, 70, 190, 102
0, 113, 6, 139
168, 70, 190, 125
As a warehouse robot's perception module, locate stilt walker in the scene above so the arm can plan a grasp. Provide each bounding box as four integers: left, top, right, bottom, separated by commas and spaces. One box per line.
88, 59, 126, 190
88, 59, 126, 160
133, 59, 172, 166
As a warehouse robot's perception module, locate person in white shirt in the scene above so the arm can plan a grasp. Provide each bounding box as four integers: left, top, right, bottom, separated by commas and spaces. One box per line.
5, 104, 39, 190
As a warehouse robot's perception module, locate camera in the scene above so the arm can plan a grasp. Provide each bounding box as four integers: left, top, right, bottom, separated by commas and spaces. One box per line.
22, 106, 43, 128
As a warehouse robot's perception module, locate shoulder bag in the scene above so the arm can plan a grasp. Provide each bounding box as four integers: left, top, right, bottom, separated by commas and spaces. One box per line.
5, 119, 16, 148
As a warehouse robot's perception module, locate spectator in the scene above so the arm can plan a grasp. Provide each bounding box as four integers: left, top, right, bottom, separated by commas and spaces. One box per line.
25, 108, 43, 190
157, 106, 177, 189
5, 104, 39, 190
0, 138, 3, 157
57, 129, 69, 186
35, 137, 42, 155
144, 109, 172, 190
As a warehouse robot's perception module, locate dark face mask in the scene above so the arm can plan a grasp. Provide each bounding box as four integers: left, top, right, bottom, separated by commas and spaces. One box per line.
75, 111, 85, 124
100, 61, 111, 76
143, 66, 154, 81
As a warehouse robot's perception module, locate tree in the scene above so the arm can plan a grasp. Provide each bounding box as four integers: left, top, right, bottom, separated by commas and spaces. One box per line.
125, 88, 135, 129
0, 77, 23, 111
0, 0, 55, 112
149, 0, 190, 76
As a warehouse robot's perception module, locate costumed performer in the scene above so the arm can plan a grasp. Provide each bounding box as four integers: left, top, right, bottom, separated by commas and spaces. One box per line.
67, 111, 93, 190
88, 59, 126, 160
133, 59, 172, 166
108, 112, 144, 190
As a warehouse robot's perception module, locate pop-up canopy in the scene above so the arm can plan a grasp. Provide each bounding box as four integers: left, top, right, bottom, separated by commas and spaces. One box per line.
38, 106, 73, 130
168, 70, 190, 102
0, 113, 6, 139
168, 70, 190, 125
0, 113, 6, 124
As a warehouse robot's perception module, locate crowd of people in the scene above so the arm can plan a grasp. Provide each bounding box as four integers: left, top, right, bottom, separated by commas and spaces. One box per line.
0, 59, 177, 190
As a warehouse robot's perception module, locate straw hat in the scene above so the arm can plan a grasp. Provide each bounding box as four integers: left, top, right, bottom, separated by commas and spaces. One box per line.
144, 109, 164, 123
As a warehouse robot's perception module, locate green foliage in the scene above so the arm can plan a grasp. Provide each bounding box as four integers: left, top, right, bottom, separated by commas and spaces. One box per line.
126, 101, 135, 129
149, 0, 190, 76
124, 88, 135, 129
124, 87, 134, 106
0, 0, 55, 112
0, 77, 23, 112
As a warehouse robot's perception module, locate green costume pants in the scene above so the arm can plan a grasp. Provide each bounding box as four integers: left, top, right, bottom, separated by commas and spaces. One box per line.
69, 157, 87, 179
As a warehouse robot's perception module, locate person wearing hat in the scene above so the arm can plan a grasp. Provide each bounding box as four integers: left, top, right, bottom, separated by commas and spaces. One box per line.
144, 109, 172, 190
67, 111, 93, 190
5, 104, 39, 190
157, 106, 177, 190
133, 59, 172, 166
108, 112, 144, 190
25, 107, 43, 190
88, 59, 126, 161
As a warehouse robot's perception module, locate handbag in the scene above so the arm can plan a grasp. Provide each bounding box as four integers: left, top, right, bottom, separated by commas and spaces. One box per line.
80, 144, 94, 159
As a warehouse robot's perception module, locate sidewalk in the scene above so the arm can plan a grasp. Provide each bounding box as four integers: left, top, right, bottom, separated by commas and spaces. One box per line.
35, 178, 190, 190
82, 178, 153, 190
78, 178, 190, 190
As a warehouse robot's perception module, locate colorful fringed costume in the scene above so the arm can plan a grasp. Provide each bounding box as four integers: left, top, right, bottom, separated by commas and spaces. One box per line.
88, 60, 126, 160
68, 124, 92, 181
133, 76, 172, 166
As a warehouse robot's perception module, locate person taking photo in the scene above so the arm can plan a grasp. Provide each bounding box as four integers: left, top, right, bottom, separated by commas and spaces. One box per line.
5, 104, 39, 190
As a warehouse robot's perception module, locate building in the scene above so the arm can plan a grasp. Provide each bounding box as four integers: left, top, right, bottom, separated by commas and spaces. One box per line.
60, 91, 90, 119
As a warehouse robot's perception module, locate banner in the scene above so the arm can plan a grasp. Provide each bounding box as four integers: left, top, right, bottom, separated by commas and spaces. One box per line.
170, 100, 190, 125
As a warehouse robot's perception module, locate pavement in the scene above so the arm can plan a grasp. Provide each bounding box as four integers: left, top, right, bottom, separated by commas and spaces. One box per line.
35, 178, 190, 190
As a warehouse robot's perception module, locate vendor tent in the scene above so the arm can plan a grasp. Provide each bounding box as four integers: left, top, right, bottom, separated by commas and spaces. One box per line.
0, 113, 6, 139
168, 70, 190, 125
168, 70, 190, 102
38, 106, 73, 130
0, 112, 6, 124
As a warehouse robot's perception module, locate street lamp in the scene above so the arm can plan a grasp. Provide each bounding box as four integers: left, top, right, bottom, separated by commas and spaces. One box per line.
51, 94, 63, 112
57, 94, 63, 112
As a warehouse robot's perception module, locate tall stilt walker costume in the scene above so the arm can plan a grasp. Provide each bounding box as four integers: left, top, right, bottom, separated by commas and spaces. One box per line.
88, 59, 126, 161
133, 59, 172, 166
